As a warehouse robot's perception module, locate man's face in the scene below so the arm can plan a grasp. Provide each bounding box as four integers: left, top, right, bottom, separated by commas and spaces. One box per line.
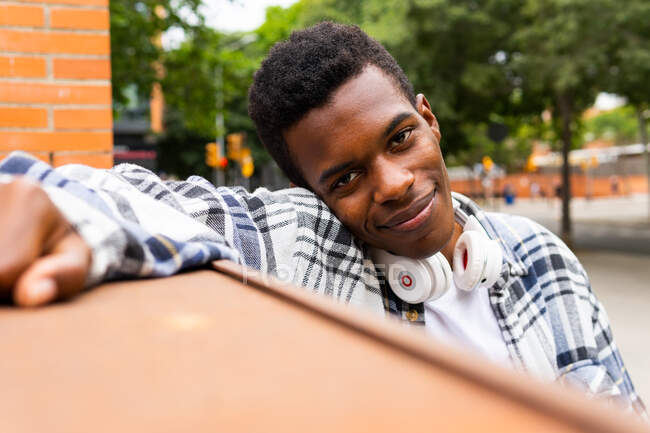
284, 66, 455, 259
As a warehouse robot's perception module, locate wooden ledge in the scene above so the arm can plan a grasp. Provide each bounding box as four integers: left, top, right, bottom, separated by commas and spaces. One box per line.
0, 263, 645, 433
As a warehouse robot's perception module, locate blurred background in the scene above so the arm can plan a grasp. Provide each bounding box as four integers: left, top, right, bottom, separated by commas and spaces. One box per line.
0, 0, 648, 401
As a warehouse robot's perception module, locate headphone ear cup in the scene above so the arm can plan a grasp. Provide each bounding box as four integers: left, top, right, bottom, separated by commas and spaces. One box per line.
453, 230, 485, 291
370, 248, 434, 304
481, 239, 503, 288
453, 231, 504, 291
369, 248, 451, 304
424, 252, 452, 301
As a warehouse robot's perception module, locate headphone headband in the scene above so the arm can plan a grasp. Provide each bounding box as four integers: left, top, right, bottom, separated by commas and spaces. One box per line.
369, 212, 503, 303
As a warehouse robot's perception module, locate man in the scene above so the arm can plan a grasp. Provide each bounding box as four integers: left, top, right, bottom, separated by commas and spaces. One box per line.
0, 22, 645, 415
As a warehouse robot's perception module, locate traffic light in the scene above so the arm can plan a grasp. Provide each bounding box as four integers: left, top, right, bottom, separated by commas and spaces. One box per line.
226, 133, 244, 160
224, 132, 254, 177
205, 142, 218, 167
240, 148, 254, 178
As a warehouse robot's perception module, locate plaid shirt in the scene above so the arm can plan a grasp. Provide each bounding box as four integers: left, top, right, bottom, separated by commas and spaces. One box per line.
0, 152, 645, 416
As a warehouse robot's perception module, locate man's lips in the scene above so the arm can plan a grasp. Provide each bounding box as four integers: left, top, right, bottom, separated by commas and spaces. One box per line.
379, 189, 436, 232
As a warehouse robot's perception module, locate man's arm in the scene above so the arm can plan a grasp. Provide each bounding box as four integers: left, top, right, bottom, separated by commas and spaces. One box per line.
516, 216, 646, 417
0, 152, 240, 306
85, 161, 384, 312
558, 284, 648, 418
0, 152, 383, 313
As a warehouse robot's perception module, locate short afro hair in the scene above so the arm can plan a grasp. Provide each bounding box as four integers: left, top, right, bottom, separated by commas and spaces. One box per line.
248, 21, 415, 189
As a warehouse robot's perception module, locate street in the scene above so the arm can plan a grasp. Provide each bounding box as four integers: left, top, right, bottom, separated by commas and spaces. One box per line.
485, 195, 650, 402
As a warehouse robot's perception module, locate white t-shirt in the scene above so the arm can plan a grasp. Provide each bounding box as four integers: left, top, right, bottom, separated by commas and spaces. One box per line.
424, 279, 512, 367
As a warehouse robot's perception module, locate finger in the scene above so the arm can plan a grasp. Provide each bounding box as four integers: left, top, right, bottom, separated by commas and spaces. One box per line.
13, 234, 90, 307
13, 277, 57, 308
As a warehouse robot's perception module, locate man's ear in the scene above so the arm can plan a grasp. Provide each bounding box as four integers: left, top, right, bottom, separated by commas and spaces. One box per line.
416, 94, 441, 142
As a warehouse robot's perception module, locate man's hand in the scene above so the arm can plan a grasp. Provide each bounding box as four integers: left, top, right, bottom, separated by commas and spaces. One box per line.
0, 178, 91, 307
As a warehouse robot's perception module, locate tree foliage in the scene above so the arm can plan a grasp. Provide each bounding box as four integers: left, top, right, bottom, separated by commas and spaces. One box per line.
154, 3, 303, 178
607, 0, 650, 109
109, 0, 203, 110
584, 106, 640, 145
110, 0, 649, 196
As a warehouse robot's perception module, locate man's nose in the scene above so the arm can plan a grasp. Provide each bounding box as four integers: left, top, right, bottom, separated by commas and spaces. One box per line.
372, 158, 414, 204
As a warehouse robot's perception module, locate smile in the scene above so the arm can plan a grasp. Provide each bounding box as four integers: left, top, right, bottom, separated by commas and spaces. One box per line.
381, 189, 436, 232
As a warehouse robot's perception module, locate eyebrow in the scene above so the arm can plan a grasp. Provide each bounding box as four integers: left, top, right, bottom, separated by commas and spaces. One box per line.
319, 161, 354, 185
383, 112, 414, 138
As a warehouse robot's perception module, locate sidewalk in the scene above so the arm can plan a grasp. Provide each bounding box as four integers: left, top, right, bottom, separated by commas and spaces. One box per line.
484, 193, 650, 227
483, 194, 650, 255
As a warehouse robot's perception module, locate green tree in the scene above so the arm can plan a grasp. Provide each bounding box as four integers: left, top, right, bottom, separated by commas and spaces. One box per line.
158, 2, 303, 178
298, 0, 528, 160
510, 0, 621, 245
609, 0, 650, 140
583, 106, 639, 145
254, 2, 305, 54
109, 0, 203, 111
159, 28, 258, 177
607, 0, 650, 220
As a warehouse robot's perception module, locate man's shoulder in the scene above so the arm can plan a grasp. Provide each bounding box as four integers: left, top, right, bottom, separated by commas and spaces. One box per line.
483, 211, 553, 244
449, 191, 580, 278
451, 193, 565, 261
483, 211, 590, 288
484, 211, 570, 258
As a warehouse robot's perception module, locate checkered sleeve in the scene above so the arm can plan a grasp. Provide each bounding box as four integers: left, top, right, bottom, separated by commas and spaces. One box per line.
109, 164, 385, 313
109, 164, 307, 276
0, 152, 386, 314
557, 289, 647, 417
0, 152, 239, 287
114, 169, 386, 313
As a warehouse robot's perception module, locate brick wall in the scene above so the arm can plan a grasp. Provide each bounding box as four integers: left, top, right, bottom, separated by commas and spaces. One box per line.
451, 173, 649, 199
0, 0, 113, 168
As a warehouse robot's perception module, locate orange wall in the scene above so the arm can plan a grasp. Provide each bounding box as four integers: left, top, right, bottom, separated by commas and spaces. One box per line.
0, 0, 113, 168
451, 173, 649, 199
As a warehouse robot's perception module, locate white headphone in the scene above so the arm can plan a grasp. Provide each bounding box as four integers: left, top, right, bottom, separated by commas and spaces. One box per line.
369, 215, 503, 304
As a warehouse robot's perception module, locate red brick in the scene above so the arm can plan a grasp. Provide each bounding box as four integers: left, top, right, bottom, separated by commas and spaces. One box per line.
0, 56, 46, 78
53, 58, 110, 79
18, 0, 108, 5
50, 8, 109, 30
54, 108, 112, 130
0, 150, 50, 164
52, 151, 112, 168
0, 29, 109, 55
0, 131, 112, 152
0, 107, 47, 128
0, 4, 45, 27
0, 81, 111, 104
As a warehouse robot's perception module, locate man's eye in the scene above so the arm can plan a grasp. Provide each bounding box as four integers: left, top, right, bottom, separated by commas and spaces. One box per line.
391, 128, 413, 147
333, 172, 360, 189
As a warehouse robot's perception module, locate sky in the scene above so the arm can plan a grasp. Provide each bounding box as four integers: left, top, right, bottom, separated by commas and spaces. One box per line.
594, 93, 626, 111
202, 0, 298, 33
163, 0, 297, 49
